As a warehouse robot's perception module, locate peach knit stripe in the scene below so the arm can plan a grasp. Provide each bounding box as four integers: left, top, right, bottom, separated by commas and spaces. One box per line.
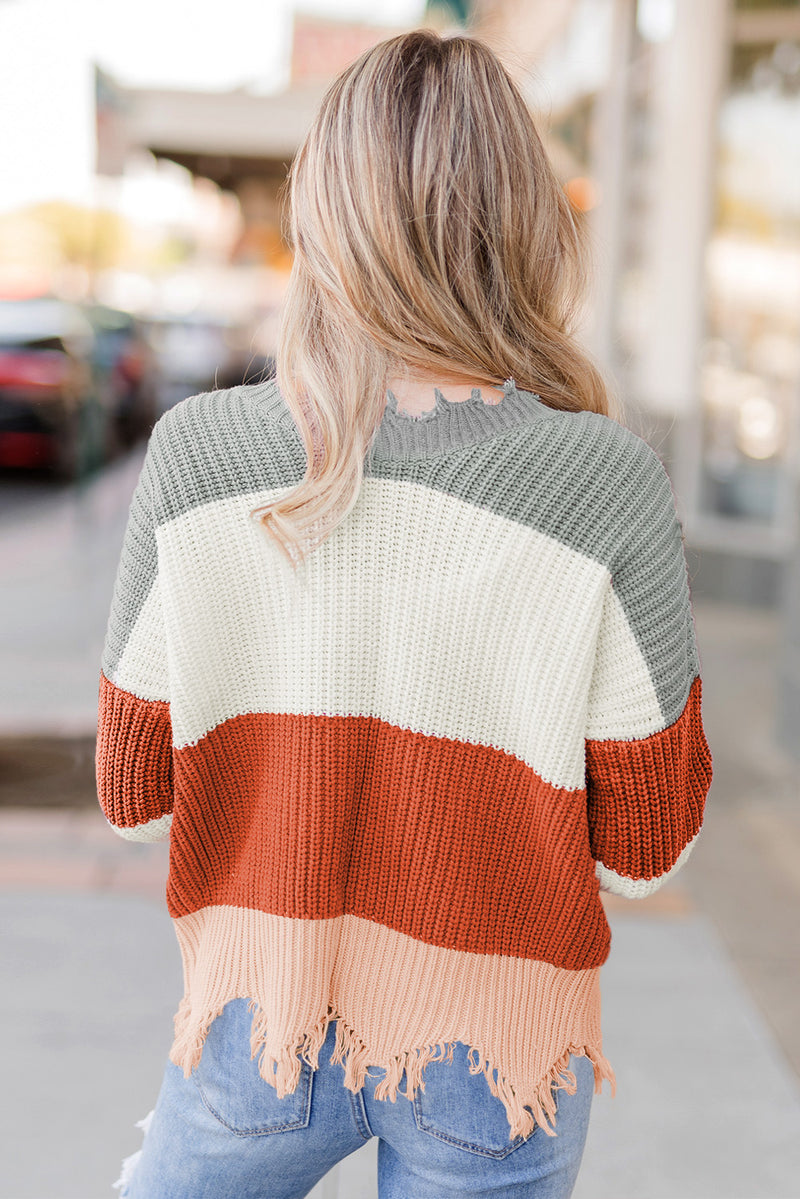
169, 905, 617, 1142
586, 675, 711, 883
96, 671, 173, 833
167, 709, 611, 970
155, 479, 650, 789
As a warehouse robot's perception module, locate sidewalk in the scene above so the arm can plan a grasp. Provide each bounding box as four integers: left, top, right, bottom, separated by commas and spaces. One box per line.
2, 449, 800, 1197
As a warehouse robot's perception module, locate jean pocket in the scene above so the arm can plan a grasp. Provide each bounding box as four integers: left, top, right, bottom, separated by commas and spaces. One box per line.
191, 998, 313, 1136
412, 1044, 547, 1160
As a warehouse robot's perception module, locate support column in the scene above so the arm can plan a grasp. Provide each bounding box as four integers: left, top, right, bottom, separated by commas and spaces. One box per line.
777, 442, 800, 761
585, 0, 636, 374
632, 0, 731, 427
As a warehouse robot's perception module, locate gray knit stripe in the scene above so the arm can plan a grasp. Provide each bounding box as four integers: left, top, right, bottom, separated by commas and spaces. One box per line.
374, 380, 557, 457
135, 379, 698, 728
100, 441, 160, 683
147, 382, 307, 528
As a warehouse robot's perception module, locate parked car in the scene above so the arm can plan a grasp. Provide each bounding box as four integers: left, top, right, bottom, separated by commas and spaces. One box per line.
85, 304, 159, 450
144, 312, 275, 414
0, 298, 106, 478
143, 313, 233, 414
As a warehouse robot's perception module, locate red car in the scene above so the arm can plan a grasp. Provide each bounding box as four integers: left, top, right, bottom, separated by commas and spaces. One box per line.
0, 298, 103, 478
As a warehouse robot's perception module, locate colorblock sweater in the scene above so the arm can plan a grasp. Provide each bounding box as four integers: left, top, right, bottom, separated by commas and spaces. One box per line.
96, 377, 712, 1142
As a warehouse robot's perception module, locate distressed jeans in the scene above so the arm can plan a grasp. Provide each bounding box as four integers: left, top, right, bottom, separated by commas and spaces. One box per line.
115, 998, 594, 1199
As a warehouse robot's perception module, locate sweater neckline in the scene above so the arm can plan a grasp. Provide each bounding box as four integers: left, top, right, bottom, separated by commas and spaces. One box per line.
370, 378, 555, 462
256, 376, 557, 463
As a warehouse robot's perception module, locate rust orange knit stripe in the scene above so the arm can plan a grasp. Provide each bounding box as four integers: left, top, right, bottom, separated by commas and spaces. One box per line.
167, 710, 611, 971
585, 675, 711, 880
96, 671, 173, 830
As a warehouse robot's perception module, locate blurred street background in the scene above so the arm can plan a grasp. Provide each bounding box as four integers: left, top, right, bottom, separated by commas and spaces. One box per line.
1, 0, 800, 1196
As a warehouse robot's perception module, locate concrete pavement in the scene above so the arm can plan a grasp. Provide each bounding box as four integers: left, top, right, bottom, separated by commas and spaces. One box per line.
0, 449, 144, 737
2, 445, 800, 1198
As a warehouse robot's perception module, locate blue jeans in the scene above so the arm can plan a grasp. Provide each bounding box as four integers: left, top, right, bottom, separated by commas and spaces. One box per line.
116, 998, 594, 1198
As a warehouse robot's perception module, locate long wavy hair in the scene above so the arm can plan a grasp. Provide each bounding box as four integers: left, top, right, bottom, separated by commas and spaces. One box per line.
250, 28, 618, 565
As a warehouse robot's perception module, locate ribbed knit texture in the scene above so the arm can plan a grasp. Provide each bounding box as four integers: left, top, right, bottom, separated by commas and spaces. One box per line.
96, 377, 712, 1141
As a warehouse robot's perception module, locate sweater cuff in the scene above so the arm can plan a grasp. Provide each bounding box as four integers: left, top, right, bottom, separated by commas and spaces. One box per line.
586, 676, 712, 891
96, 670, 174, 841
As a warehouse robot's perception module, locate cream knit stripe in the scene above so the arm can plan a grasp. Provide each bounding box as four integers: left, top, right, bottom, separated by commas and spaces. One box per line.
370, 419, 699, 729
144, 384, 699, 728
105, 810, 173, 843
112, 575, 170, 702
585, 582, 667, 741
169, 905, 616, 1142
595, 830, 701, 898
152, 480, 662, 789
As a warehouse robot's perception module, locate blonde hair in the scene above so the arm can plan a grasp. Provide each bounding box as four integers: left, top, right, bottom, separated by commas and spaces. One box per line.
251, 28, 618, 565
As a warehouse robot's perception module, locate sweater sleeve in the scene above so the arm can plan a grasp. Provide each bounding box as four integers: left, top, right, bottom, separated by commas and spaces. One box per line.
95, 427, 173, 842
584, 446, 712, 899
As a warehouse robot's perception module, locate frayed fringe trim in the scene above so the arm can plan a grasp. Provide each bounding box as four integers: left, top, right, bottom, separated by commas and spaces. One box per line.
247, 998, 333, 1095
171, 994, 337, 1098
464, 1042, 617, 1141
171, 998, 617, 1143
171, 993, 228, 1076
329, 1014, 456, 1105
112, 1109, 155, 1195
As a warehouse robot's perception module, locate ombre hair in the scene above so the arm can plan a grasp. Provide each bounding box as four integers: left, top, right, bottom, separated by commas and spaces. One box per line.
251, 28, 618, 564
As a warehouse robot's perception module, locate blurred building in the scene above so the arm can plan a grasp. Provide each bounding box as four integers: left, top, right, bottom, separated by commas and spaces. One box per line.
101, 14, 410, 276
